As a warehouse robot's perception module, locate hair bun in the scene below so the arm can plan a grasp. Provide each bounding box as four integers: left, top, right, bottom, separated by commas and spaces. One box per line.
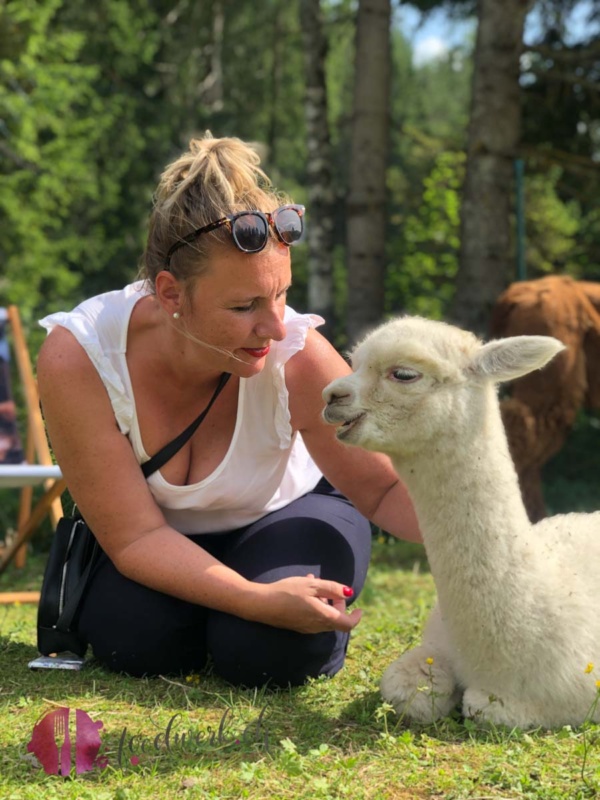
141, 132, 291, 287
189, 131, 215, 156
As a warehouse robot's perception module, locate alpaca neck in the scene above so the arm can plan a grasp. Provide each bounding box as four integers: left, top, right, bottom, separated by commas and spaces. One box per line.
393, 395, 533, 588
392, 399, 538, 664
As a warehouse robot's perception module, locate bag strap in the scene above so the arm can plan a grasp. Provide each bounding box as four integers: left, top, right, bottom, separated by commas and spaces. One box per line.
56, 372, 230, 632
49, 374, 231, 643
141, 372, 231, 478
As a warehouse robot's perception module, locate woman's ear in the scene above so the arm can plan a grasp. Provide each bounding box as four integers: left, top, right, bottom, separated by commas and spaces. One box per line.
154, 270, 183, 317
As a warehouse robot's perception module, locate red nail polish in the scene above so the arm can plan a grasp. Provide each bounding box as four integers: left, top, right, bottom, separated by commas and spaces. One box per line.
343, 586, 354, 598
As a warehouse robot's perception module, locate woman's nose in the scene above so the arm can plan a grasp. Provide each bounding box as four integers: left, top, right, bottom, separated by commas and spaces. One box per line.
255, 307, 286, 341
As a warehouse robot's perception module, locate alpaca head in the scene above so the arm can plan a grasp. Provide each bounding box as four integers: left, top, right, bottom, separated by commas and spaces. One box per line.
322, 317, 565, 459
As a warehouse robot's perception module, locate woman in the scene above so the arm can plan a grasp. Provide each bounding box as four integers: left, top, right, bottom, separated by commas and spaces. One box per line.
37, 133, 420, 686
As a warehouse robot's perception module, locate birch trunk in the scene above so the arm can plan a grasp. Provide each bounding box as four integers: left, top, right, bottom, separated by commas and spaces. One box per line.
451, 0, 534, 334
198, 1, 224, 112
345, 0, 391, 345
300, 0, 336, 340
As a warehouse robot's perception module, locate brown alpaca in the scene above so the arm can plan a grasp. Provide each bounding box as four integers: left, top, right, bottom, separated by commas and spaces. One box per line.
490, 275, 600, 521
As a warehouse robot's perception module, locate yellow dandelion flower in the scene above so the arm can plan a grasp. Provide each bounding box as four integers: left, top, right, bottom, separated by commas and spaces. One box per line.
426, 657, 434, 666
13, 601, 22, 608
584, 663, 594, 674
596, 680, 600, 690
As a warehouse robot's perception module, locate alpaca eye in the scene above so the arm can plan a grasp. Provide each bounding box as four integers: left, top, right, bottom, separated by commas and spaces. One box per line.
389, 368, 422, 383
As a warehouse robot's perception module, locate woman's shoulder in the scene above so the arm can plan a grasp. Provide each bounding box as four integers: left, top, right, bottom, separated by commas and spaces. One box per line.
39, 281, 148, 345
37, 282, 145, 435
37, 325, 112, 425
38, 324, 95, 379
285, 327, 350, 385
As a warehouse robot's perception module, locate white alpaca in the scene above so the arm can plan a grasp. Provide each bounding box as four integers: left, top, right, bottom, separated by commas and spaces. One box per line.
323, 316, 600, 729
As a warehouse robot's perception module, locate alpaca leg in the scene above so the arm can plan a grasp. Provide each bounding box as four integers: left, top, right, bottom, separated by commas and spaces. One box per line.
462, 687, 541, 730
380, 606, 460, 723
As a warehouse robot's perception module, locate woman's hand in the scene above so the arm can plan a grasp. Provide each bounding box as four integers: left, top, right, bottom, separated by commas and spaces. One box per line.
247, 573, 362, 634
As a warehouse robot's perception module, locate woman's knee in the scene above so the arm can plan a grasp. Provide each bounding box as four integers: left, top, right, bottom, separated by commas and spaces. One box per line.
88, 627, 209, 678
79, 558, 209, 677
224, 516, 371, 594
207, 611, 348, 688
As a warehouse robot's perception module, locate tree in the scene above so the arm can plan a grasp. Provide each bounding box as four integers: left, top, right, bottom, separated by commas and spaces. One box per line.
451, 0, 534, 333
0, 0, 170, 329
387, 150, 464, 320
520, 0, 600, 280
523, 167, 580, 276
300, 0, 336, 339
50, 0, 167, 297
0, 0, 103, 321
386, 32, 472, 320
346, 0, 392, 344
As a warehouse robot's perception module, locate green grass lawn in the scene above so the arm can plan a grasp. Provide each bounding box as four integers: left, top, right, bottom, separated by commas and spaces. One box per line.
0, 541, 598, 800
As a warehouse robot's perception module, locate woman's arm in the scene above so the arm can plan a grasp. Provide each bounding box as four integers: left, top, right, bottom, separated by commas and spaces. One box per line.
286, 329, 422, 543
36, 327, 361, 633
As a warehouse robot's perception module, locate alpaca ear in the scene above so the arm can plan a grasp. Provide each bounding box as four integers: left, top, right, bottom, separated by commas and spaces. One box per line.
468, 336, 565, 383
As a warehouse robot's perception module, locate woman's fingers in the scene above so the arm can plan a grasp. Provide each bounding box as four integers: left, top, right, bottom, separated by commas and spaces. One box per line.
310, 589, 362, 632
307, 577, 354, 602
262, 575, 361, 633
317, 602, 362, 632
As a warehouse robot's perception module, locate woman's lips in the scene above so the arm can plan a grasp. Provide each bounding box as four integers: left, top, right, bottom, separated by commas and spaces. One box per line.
242, 346, 271, 358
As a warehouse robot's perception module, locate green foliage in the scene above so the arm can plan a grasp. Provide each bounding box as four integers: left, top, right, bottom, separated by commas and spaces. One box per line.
404, 45, 472, 148
387, 150, 464, 319
0, 0, 599, 340
523, 167, 581, 278
543, 411, 600, 515
572, 206, 600, 282
0, 0, 98, 318
0, 0, 169, 325
49, 0, 167, 296
520, 2, 600, 282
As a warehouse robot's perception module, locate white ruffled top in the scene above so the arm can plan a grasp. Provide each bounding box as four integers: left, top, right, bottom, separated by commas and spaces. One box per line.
40, 282, 324, 533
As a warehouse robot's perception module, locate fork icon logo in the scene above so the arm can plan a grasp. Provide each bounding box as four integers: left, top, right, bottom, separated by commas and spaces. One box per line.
27, 707, 105, 775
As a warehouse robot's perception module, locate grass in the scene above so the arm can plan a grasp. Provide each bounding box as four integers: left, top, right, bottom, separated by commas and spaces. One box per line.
0, 541, 598, 799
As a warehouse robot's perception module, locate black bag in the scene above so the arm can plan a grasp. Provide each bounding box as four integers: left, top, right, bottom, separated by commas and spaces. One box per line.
36, 372, 231, 657
37, 515, 100, 656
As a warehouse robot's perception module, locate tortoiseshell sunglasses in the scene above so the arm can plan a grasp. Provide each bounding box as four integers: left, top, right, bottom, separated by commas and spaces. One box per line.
165, 204, 305, 268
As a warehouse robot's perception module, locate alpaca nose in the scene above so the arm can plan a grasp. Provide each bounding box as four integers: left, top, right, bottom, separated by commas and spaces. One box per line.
322, 380, 354, 406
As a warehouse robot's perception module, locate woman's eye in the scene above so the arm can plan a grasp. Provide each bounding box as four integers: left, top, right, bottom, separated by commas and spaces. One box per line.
231, 304, 254, 313
389, 368, 422, 383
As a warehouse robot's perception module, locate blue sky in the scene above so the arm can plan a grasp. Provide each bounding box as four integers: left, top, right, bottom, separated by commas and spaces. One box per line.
396, 5, 474, 66
396, 2, 599, 67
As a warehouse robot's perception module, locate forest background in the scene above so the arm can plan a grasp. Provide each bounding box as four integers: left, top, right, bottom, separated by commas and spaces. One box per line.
1, 9, 600, 798
1, 0, 600, 519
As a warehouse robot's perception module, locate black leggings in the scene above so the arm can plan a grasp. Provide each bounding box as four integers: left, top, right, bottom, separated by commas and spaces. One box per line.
78, 479, 372, 687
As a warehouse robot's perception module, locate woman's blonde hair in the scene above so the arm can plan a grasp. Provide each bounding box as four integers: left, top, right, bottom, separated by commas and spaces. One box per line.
140, 132, 289, 288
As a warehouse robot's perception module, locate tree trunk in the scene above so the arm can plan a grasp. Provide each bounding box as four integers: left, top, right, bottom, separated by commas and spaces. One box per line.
267, 3, 286, 166
202, 2, 224, 112
345, 0, 391, 345
300, 0, 336, 340
451, 0, 533, 335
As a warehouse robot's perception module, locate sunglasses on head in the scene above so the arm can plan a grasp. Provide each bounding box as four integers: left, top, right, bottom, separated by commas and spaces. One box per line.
165, 204, 305, 269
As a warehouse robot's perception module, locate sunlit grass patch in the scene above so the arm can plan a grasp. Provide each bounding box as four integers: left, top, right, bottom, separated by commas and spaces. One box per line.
0, 541, 598, 799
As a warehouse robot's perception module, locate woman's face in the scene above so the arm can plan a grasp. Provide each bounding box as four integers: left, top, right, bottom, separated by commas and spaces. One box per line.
181, 242, 293, 377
